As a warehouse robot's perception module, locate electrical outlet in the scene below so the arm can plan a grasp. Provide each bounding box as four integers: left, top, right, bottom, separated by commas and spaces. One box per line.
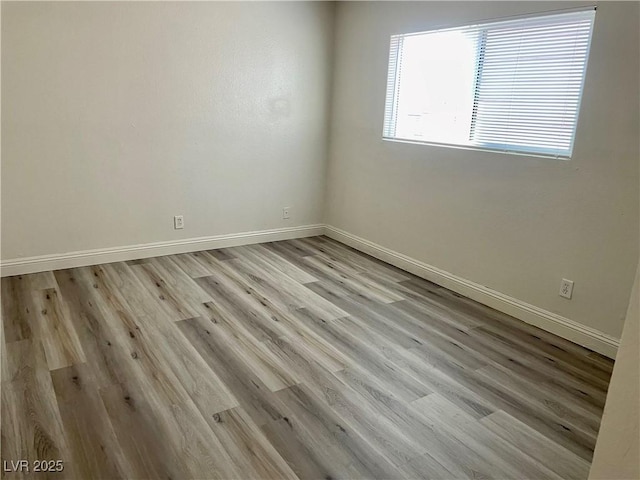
282, 207, 291, 220
174, 215, 184, 230
559, 278, 574, 299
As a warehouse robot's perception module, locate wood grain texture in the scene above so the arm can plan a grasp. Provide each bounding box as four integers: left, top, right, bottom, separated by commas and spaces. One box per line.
1, 236, 613, 479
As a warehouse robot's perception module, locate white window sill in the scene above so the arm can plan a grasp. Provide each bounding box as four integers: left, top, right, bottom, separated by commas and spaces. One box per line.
381, 137, 572, 161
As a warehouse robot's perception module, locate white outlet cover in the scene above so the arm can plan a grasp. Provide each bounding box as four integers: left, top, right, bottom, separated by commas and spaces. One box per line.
559, 279, 574, 299
282, 207, 291, 219
174, 215, 184, 229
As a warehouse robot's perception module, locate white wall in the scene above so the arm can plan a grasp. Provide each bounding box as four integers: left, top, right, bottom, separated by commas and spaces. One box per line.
589, 83, 640, 478
1, 1, 334, 260
589, 263, 640, 479
326, 1, 639, 340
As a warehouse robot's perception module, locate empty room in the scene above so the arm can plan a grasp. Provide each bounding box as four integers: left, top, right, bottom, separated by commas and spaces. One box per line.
1, 1, 638, 479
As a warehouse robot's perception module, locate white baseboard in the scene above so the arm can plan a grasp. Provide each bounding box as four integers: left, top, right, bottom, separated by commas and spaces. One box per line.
324, 225, 620, 359
0, 224, 324, 278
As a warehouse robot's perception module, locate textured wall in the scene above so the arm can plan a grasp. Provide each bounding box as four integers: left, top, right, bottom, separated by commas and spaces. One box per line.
2, 1, 334, 259
589, 264, 639, 479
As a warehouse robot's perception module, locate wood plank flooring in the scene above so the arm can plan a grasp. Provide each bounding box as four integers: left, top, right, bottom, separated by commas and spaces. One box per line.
0, 236, 614, 479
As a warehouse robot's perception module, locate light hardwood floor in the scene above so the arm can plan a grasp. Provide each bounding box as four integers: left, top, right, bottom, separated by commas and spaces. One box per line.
1, 236, 613, 479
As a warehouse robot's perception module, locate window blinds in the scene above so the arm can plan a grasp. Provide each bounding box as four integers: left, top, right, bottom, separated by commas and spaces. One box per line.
383, 8, 596, 158
469, 10, 595, 157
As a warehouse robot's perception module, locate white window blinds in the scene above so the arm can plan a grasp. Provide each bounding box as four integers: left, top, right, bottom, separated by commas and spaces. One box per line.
383, 8, 596, 158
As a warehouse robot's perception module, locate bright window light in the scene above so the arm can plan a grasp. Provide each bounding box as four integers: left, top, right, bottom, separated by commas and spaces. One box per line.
383, 9, 596, 159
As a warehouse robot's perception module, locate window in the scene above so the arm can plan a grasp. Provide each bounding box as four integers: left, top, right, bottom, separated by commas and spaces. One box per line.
383, 9, 595, 158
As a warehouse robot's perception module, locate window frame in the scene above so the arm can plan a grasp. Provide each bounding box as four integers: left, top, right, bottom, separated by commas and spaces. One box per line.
382, 7, 596, 160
